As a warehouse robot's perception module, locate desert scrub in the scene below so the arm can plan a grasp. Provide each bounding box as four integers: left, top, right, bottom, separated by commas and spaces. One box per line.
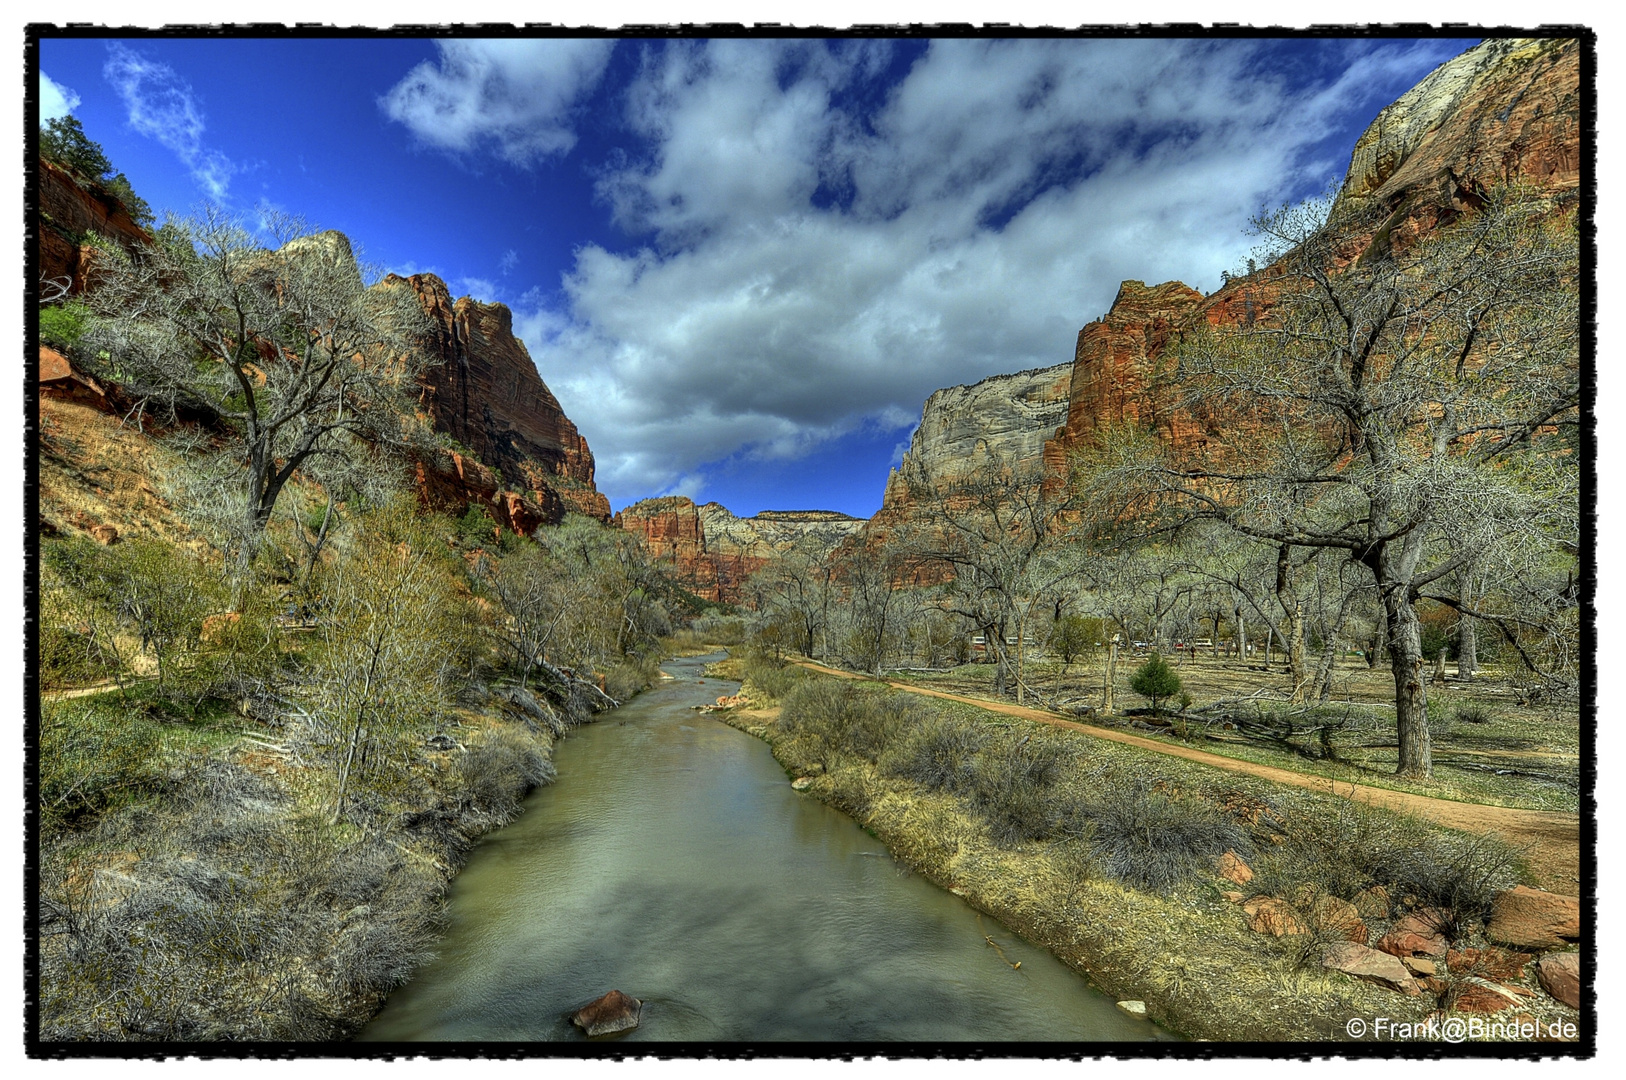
1246, 793, 1523, 937
605, 653, 662, 701
740, 653, 803, 704
1055, 776, 1254, 896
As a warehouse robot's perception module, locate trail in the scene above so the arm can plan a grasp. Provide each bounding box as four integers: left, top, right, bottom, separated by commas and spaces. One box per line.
793, 660, 1581, 892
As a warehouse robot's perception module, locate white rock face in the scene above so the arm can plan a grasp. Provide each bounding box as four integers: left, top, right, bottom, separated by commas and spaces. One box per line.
884, 363, 1072, 504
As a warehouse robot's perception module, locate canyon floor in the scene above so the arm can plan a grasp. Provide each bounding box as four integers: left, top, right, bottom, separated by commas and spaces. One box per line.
792, 659, 1582, 895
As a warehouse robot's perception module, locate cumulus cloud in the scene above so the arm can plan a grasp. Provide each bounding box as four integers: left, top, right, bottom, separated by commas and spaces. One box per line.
40, 73, 80, 121
103, 42, 235, 197
506, 37, 1466, 504
381, 39, 615, 166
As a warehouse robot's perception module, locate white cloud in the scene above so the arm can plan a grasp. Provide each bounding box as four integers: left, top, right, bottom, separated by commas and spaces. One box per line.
40, 73, 80, 121
381, 39, 615, 166
457, 277, 501, 303
499, 249, 520, 275
509, 37, 1468, 504
103, 42, 236, 198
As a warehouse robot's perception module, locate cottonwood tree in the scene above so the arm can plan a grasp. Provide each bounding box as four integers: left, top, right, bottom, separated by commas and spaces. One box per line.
899, 453, 1080, 703
78, 207, 432, 583
1084, 187, 1579, 777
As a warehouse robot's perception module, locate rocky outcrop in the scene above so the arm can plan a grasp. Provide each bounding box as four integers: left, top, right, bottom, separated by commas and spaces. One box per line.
614, 497, 719, 601
385, 272, 611, 524
1044, 36, 1581, 472
697, 503, 865, 602
1330, 37, 1580, 227
36, 158, 150, 295
881, 363, 1073, 510
569, 990, 641, 1037
615, 497, 863, 605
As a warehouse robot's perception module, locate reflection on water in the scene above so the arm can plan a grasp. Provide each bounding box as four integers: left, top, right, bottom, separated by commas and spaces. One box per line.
362, 654, 1172, 1043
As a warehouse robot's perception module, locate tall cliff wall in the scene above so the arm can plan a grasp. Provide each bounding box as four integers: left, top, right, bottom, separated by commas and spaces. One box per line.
36, 158, 151, 295
1045, 36, 1581, 469
385, 272, 612, 524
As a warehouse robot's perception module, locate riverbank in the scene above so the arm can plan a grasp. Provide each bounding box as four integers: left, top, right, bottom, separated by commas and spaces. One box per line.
706, 664, 1580, 1044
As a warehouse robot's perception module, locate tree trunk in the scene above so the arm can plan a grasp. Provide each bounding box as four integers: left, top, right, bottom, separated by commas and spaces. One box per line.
1104, 638, 1118, 715
1276, 545, 1309, 701
1313, 586, 1356, 702
1457, 568, 1478, 680
1385, 590, 1433, 778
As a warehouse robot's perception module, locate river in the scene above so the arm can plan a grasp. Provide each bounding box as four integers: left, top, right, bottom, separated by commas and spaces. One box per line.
361, 653, 1172, 1043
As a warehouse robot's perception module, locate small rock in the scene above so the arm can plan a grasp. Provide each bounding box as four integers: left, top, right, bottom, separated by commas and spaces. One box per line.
1448, 979, 1522, 1014
1446, 946, 1532, 982
1310, 895, 1368, 944
1536, 951, 1580, 1009
1220, 890, 1245, 904
1402, 956, 1438, 977
1242, 896, 1305, 937
1215, 849, 1253, 886
1375, 929, 1447, 959
1487, 886, 1581, 950
791, 777, 813, 791
1116, 1000, 1147, 1018
1321, 941, 1420, 993
425, 733, 457, 751
570, 990, 642, 1037
1392, 908, 1452, 938
1352, 886, 1391, 921
90, 524, 119, 545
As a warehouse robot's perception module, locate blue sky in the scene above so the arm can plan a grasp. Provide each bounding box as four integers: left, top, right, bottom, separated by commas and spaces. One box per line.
37, 33, 1477, 517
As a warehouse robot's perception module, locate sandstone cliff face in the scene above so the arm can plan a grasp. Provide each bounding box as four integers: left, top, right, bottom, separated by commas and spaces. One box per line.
614, 497, 862, 605
881, 363, 1073, 510
1331, 37, 1580, 225
1046, 36, 1581, 469
383, 272, 612, 527
36, 158, 151, 294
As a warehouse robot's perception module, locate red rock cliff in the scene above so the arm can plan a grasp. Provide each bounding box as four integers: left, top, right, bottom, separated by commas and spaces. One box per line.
37, 158, 151, 295
1045, 36, 1581, 471
383, 272, 612, 526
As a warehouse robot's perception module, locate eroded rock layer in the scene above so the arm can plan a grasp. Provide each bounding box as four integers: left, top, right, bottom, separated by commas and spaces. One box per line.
36, 159, 151, 295
614, 497, 863, 605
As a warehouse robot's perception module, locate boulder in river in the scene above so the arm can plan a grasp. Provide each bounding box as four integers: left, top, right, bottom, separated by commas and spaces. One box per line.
570, 990, 642, 1036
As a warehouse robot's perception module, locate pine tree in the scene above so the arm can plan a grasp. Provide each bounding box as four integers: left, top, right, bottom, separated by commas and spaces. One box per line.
1129, 652, 1182, 715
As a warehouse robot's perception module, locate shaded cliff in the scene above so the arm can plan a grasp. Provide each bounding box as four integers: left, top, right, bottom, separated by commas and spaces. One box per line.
36, 158, 151, 295
385, 273, 612, 525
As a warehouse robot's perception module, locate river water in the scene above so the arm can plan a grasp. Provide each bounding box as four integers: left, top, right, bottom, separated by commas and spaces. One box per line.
361, 653, 1170, 1043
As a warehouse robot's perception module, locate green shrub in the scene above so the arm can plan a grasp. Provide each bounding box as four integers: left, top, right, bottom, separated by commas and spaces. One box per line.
881, 712, 988, 793
1453, 702, 1494, 725
742, 654, 802, 703
454, 727, 555, 824
1129, 652, 1182, 714
39, 301, 90, 351
605, 653, 661, 701
40, 697, 164, 833
1248, 795, 1521, 936
966, 729, 1070, 845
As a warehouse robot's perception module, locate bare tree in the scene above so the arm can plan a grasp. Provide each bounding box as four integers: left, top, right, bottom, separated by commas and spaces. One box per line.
78, 207, 432, 583
1083, 187, 1579, 777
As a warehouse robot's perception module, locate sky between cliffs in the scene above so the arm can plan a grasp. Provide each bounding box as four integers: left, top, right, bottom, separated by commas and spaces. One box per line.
39, 32, 1477, 518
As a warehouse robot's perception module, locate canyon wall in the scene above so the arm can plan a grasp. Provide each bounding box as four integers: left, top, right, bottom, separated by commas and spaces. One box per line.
614, 497, 863, 605
1045, 36, 1581, 470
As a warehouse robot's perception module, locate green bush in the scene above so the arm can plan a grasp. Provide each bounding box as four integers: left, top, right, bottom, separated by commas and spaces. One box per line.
742, 654, 801, 703
881, 711, 988, 793
1129, 652, 1182, 714
605, 653, 661, 701
39, 698, 164, 833
778, 678, 924, 765
39, 302, 90, 351
966, 729, 1070, 845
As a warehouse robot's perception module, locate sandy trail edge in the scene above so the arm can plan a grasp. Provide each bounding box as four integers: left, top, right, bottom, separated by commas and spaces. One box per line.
791, 660, 1581, 892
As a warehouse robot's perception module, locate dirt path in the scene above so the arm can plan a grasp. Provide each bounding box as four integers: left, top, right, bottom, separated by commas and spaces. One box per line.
794, 661, 1581, 892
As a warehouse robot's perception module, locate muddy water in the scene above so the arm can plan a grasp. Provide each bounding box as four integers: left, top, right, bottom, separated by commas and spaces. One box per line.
362, 654, 1171, 1043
